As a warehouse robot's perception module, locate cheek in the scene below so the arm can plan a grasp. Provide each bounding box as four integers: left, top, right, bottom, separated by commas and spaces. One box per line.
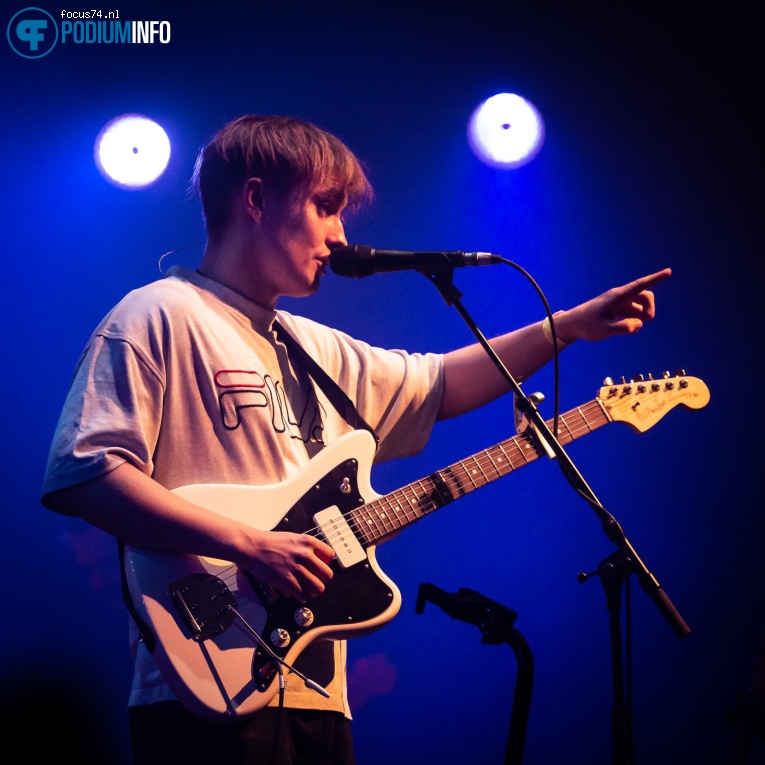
306, 218, 325, 241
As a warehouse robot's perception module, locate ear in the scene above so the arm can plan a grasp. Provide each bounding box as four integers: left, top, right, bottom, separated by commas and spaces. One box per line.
243, 178, 265, 223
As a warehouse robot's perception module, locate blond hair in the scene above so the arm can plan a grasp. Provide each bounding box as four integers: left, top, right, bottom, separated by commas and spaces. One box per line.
192, 114, 372, 237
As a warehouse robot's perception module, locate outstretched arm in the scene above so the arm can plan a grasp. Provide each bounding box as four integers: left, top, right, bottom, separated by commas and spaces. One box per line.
438, 268, 672, 419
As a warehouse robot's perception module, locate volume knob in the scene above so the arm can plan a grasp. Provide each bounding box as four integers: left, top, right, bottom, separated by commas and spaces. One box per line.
270, 628, 291, 648
294, 607, 315, 627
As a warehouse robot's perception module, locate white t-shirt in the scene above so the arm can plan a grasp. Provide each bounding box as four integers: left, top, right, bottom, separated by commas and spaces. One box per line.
42, 266, 444, 717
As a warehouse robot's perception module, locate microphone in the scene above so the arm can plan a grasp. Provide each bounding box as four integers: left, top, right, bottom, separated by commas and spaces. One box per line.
329, 244, 501, 279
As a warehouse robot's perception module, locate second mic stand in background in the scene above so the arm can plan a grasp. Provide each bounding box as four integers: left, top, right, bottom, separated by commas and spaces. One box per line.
416, 583, 534, 765
419, 262, 690, 765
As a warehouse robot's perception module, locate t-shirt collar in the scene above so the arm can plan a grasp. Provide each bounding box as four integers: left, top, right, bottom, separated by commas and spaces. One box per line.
166, 265, 277, 332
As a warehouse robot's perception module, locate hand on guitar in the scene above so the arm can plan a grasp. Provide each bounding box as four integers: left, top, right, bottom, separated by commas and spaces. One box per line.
240, 528, 335, 602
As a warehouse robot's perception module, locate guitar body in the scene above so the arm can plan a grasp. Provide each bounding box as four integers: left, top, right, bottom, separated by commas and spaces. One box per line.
123, 429, 399, 723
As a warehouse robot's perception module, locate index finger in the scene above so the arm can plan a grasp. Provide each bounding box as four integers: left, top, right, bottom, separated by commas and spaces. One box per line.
620, 267, 672, 296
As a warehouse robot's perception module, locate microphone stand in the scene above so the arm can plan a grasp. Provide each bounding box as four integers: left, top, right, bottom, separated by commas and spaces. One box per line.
420, 264, 690, 765
415, 583, 534, 765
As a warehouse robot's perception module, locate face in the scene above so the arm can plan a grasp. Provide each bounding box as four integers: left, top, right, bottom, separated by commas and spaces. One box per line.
251, 182, 348, 307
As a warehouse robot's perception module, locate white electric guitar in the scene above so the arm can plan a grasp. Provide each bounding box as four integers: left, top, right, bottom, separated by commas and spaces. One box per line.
123, 373, 709, 723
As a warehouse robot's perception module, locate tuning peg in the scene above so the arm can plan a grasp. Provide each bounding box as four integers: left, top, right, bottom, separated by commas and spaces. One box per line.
673, 369, 686, 377
630, 374, 647, 392
603, 377, 614, 386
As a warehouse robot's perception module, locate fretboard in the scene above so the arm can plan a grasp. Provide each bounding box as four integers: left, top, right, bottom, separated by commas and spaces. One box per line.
350, 398, 610, 545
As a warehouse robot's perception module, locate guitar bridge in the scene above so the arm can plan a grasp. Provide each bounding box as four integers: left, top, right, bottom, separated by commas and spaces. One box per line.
168, 573, 236, 641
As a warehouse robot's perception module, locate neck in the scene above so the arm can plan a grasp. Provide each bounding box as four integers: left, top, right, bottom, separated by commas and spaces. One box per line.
198, 242, 279, 311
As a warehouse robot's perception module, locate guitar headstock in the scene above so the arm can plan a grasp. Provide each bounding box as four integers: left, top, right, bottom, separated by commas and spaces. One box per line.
599, 372, 710, 433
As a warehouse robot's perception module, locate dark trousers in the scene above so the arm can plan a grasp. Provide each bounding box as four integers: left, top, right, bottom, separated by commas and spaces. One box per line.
129, 701, 355, 765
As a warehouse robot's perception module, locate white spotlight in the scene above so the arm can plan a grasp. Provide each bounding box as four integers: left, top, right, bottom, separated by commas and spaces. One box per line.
468, 93, 545, 169
95, 114, 171, 189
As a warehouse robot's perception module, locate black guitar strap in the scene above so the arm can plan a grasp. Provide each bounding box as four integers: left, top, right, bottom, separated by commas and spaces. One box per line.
273, 320, 380, 447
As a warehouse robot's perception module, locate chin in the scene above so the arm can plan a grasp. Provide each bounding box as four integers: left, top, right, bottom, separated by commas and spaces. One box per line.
289, 279, 321, 299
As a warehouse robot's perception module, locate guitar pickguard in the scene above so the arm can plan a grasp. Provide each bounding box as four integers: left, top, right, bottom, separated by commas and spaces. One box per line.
247, 456, 395, 688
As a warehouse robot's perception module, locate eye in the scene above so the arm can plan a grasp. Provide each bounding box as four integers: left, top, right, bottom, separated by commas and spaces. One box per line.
314, 189, 346, 218
313, 198, 331, 216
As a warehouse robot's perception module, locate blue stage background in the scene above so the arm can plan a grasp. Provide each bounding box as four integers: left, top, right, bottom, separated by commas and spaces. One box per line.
2, 3, 762, 763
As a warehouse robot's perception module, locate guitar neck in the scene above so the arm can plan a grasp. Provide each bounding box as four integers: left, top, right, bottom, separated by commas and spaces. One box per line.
351, 397, 610, 545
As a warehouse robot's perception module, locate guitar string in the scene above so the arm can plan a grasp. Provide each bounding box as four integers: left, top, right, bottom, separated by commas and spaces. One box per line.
183, 401, 608, 598
348, 400, 605, 536
370, 384, 690, 543
228, 400, 604, 564
292, 399, 606, 549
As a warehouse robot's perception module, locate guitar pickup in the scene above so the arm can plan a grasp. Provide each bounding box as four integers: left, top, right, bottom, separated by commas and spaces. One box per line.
314, 506, 366, 568
168, 573, 236, 641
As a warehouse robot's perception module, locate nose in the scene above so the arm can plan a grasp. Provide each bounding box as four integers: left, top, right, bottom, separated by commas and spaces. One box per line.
328, 218, 347, 249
